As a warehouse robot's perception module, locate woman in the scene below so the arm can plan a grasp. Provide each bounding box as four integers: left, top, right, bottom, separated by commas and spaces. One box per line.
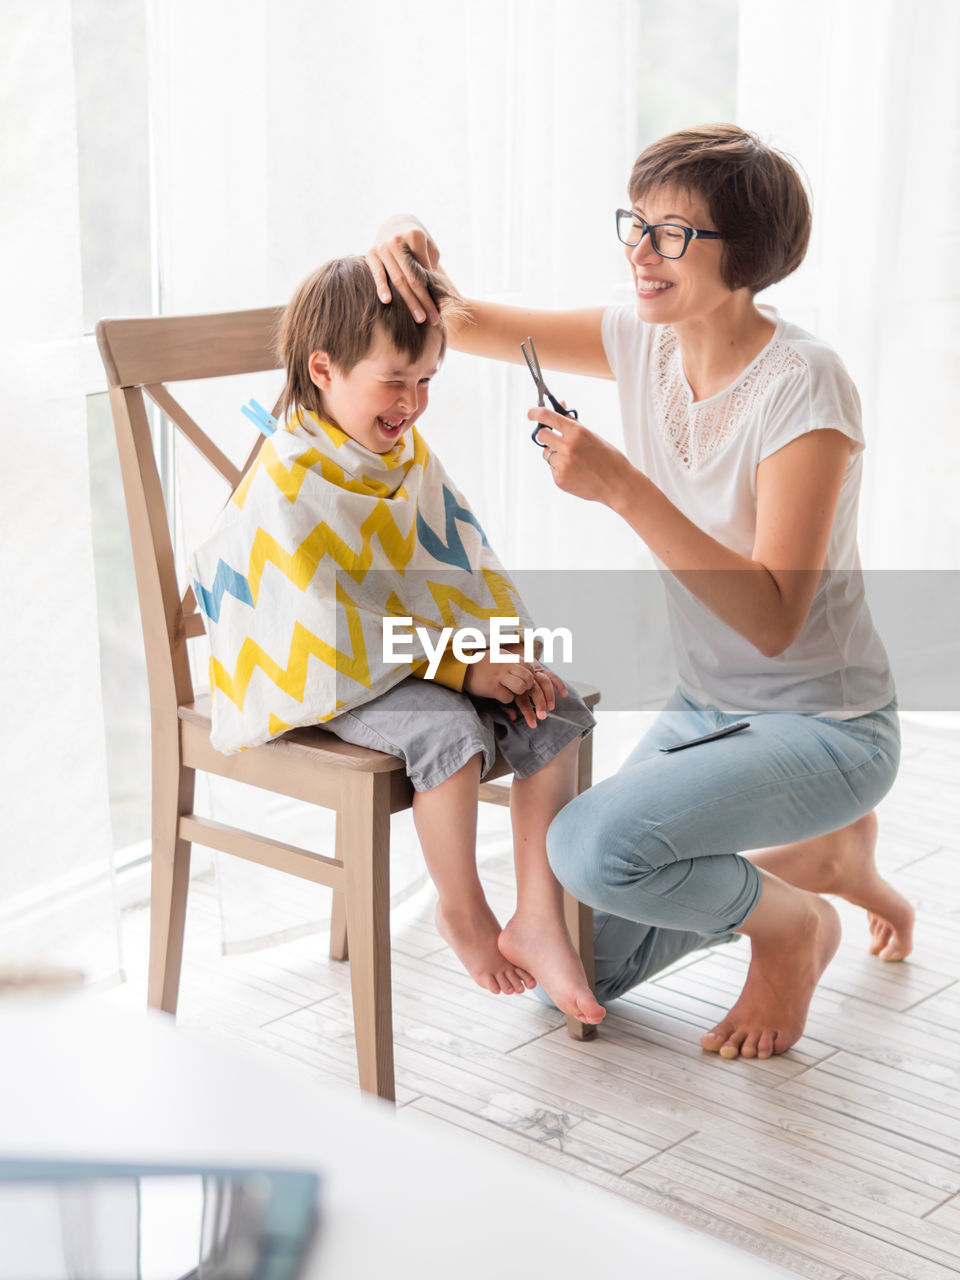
368, 124, 914, 1060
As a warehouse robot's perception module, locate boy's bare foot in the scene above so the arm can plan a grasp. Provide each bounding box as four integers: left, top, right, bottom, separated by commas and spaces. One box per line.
700, 885, 841, 1059
435, 902, 534, 995
748, 812, 914, 962
499, 912, 606, 1025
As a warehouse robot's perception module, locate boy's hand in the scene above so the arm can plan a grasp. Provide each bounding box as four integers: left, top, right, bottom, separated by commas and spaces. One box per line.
366, 215, 441, 324
463, 652, 567, 730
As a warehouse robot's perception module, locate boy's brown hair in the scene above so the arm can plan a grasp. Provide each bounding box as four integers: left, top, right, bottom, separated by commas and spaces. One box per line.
277, 255, 463, 423
628, 124, 811, 294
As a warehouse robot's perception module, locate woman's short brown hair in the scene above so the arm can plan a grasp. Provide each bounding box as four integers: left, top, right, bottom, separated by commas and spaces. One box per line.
277, 255, 461, 423
628, 124, 811, 294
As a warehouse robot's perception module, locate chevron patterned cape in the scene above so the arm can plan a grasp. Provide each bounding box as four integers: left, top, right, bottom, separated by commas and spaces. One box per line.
189, 411, 534, 753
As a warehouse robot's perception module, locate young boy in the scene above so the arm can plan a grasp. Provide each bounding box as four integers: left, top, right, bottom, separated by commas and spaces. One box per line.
193, 257, 603, 1024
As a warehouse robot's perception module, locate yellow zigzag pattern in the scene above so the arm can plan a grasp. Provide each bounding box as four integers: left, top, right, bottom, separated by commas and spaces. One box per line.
267, 701, 346, 735
210, 581, 371, 711
232, 420, 429, 510
245, 490, 421, 601
384, 569, 525, 632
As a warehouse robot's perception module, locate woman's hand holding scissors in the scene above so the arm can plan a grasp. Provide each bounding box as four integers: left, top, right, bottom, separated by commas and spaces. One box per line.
522, 335, 637, 506
528, 403, 637, 507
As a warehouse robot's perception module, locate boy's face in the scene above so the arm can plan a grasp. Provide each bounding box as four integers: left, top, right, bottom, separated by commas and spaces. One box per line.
308, 326, 443, 454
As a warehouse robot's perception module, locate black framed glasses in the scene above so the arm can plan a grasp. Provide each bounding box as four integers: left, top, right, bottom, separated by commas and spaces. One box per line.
615, 209, 722, 259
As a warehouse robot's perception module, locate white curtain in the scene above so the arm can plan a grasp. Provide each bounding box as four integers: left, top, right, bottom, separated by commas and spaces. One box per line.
739, 0, 960, 570
739, 0, 960, 719
0, 1, 122, 984
147, 0, 649, 949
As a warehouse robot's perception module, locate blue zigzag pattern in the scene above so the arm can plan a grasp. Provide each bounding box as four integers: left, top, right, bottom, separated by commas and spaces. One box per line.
194, 561, 254, 622
416, 485, 489, 572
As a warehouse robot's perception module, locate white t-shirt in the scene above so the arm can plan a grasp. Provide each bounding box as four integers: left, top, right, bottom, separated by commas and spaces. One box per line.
601, 303, 894, 718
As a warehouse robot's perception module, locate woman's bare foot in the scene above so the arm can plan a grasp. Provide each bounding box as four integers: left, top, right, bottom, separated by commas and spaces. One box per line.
867, 909, 914, 962
499, 912, 606, 1024
701, 876, 841, 1059
435, 901, 534, 995
748, 812, 914, 963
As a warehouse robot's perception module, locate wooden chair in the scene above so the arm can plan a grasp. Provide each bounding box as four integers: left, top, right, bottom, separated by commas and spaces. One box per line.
96, 309, 600, 1102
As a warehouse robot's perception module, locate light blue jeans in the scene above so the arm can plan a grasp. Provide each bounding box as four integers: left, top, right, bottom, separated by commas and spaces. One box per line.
546, 687, 901, 1004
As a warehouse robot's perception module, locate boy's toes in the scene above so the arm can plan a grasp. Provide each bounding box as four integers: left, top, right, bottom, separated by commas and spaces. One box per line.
496, 967, 532, 994
575, 994, 606, 1024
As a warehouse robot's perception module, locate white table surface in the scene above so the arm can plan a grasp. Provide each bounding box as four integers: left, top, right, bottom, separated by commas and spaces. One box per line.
0, 993, 794, 1278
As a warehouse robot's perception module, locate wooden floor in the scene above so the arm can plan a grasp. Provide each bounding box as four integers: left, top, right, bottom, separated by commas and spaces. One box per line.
104, 715, 960, 1279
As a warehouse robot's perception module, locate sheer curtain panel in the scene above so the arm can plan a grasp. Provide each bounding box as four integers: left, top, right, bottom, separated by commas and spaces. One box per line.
738, 0, 960, 572
0, 0, 122, 984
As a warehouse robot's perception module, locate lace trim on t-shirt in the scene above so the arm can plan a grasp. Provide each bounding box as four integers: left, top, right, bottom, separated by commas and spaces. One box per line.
653, 325, 808, 472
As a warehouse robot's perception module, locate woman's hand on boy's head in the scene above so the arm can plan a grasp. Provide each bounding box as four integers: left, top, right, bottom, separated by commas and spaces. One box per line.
367, 215, 441, 324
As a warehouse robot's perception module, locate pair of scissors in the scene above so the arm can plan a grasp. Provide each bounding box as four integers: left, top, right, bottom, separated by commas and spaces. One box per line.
520, 336, 578, 447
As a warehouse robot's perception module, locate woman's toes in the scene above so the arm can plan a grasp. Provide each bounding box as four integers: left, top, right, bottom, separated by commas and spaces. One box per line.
739, 1032, 761, 1058
879, 941, 909, 962
700, 1020, 733, 1053
757, 1029, 777, 1058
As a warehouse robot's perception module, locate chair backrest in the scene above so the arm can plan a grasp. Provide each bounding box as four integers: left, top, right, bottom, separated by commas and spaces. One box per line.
96, 309, 283, 724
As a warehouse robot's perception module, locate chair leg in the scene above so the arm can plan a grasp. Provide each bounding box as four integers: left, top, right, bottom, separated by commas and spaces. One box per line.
340, 772, 395, 1102
329, 892, 348, 961
566, 728, 598, 1040
148, 759, 195, 1015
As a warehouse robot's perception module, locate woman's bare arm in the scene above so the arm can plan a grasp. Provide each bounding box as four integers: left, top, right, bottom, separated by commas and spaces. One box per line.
455, 300, 612, 378
367, 215, 613, 379
530, 406, 852, 657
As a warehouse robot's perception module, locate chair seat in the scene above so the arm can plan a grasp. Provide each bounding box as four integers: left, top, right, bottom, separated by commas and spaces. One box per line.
180, 693, 406, 773
179, 684, 599, 788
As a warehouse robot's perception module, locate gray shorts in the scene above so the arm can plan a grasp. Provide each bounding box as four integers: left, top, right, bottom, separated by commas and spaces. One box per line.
324, 677, 595, 791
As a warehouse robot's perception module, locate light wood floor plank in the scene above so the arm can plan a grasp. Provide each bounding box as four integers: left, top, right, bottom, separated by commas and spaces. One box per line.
514, 1034, 960, 1193
408, 1095, 846, 1280
628, 1151, 960, 1280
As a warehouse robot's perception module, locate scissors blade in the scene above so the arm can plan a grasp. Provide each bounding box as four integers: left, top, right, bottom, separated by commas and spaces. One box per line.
521, 337, 547, 406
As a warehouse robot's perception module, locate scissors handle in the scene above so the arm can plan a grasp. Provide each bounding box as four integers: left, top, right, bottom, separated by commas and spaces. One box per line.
521, 336, 577, 446
531, 397, 577, 446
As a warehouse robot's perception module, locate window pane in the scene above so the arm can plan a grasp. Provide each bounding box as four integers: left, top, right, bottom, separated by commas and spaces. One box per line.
634, 0, 738, 144
87, 393, 151, 853
72, 0, 152, 330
